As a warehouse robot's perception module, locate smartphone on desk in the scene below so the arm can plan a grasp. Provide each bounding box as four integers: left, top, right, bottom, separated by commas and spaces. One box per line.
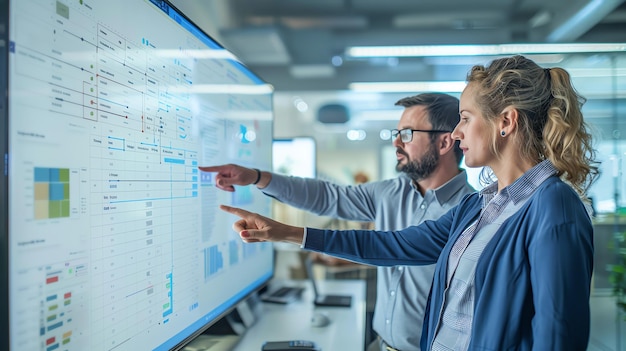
261, 340, 320, 351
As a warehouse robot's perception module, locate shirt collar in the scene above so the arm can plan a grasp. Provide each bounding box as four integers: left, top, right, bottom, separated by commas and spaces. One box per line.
479, 160, 557, 207
411, 170, 471, 205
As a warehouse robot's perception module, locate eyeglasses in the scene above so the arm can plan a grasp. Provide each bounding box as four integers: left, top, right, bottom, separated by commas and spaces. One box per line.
391, 128, 451, 143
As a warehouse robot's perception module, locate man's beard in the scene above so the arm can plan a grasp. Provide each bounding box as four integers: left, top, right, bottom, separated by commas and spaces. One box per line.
396, 142, 439, 182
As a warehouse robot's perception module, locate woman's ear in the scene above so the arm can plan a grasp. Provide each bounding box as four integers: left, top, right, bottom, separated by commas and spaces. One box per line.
498, 106, 519, 136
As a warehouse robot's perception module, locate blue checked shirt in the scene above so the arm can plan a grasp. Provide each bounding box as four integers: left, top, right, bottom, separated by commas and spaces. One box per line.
431, 160, 557, 351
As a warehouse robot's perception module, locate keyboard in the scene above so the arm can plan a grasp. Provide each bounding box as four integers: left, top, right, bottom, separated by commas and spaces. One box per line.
314, 293, 352, 307
262, 286, 305, 304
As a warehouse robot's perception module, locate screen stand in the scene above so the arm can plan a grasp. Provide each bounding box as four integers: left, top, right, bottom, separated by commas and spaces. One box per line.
182, 294, 263, 350
207, 293, 261, 336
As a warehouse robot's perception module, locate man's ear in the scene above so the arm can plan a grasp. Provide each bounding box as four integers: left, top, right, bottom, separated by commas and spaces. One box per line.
499, 106, 519, 136
438, 132, 455, 156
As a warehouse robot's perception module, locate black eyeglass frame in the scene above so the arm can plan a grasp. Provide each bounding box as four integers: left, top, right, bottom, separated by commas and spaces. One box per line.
390, 128, 452, 143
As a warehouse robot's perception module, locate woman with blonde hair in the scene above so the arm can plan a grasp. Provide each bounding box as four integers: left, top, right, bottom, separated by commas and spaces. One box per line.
219, 55, 599, 350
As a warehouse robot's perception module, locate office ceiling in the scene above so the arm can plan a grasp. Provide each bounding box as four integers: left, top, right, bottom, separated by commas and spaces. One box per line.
208, 0, 626, 92
170, 0, 626, 148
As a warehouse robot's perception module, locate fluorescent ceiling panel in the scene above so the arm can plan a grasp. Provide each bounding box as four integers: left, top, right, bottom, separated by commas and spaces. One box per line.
349, 81, 466, 93
345, 43, 626, 58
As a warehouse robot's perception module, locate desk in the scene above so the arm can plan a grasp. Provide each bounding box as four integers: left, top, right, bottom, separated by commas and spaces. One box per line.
232, 279, 366, 351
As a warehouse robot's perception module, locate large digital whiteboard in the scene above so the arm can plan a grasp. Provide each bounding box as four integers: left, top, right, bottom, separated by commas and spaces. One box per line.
6, 1, 274, 350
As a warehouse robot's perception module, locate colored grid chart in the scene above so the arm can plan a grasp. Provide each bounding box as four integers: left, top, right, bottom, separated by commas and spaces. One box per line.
40, 261, 89, 351
34, 167, 70, 219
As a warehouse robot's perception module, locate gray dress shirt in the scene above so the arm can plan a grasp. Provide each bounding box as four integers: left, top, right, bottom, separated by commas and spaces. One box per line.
261, 171, 474, 350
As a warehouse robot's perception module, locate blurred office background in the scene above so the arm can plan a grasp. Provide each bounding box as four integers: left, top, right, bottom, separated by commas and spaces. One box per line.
171, 1, 626, 349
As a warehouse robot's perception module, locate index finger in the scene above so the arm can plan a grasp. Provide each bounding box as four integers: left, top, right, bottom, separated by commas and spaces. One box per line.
198, 165, 223, 172
219, 204, 252, 218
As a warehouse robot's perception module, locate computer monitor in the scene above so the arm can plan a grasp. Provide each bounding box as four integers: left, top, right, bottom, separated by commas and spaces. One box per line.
3, 0, 275, 350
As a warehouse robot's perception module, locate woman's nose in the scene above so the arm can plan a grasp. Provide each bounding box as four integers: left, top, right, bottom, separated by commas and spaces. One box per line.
451, 126, 461, 140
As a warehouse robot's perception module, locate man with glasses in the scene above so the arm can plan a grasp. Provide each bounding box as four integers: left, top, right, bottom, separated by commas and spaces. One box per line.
200, 93, 474, 351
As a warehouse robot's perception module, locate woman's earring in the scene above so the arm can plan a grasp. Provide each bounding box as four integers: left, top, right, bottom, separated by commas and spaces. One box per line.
500, 130, 506, 137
